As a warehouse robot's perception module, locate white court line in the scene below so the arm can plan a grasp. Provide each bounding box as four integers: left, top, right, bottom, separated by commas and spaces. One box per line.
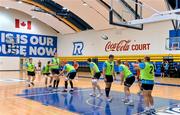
133, 103, 180, 115
19, 89, 92, 98
0, 88, 92, 100
86, 97, 104, 109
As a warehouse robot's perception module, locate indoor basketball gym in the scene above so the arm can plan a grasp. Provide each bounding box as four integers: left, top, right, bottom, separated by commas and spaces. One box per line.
0, 0, 180, 115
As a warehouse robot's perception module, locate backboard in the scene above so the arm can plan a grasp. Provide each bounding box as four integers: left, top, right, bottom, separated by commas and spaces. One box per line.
165, 37, 180, 50
109, 0, 143, 30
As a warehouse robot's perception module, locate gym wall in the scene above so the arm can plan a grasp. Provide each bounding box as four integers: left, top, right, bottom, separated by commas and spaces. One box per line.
0, 7, 58, 70
58, 21, 179, 61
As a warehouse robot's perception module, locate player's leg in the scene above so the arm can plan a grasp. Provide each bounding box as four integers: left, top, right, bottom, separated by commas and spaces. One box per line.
69, 79, 73, 92
123, 76, 135, 105
55, 69, 60, 88
137, 77, 143, 94
44, 74, 48, 87
51, 69, 57, 88
148, 85, 155, 114
55, 76, 60, 88
49, 76, 53, 87
62, 74, 69, 92
31, 72, 36, 86
142, 84, 151, 114
69, 72, 76, 92
105, 75, 113, 101
90, 79, 96, 96
105, 83, 112, 101
95, 72, 102, 97
27, 75, 31, 87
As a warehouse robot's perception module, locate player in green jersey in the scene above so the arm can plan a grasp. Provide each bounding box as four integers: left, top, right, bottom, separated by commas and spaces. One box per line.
102, 55, 116, 102
41, 61, 51, 87
87, 58, 102, 98
117, 59, 135, 106
60, 61, 77, 92
26, 58, 36, 87
50, 53, 60, 88
133, 56, 155, 114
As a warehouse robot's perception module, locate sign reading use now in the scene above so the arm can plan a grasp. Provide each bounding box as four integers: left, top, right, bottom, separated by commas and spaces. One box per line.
0, 31, 57, 57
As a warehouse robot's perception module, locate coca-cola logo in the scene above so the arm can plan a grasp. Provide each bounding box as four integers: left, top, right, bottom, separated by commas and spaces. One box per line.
105, 40, 130, 52
105, 40, 150, 52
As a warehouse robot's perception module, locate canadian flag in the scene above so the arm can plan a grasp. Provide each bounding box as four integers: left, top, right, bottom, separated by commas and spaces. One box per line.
15, 19, 31, 30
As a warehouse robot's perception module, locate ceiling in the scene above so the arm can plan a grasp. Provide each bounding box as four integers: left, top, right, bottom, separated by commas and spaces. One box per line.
0, 0, 170, 35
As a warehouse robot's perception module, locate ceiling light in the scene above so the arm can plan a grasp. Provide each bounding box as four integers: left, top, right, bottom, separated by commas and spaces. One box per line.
32, 15, 35, 18
18, 1, 22, 4
5, 7, 9, 9
83, 2, 87, 6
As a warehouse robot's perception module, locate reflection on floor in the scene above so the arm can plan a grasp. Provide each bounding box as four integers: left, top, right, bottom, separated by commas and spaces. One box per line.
17, 87, 180, 115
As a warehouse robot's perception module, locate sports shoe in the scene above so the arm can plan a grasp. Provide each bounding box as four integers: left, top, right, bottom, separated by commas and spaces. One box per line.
89, 93, 96, 97
124, 100, 134, 106
142, 110, 151, 115
96, 93, 103, 98
122, 98, 128, 102
106, 97, 112, 102
62, 89, 68, 92
150, 108, 156, 114
70, 88, 74, 93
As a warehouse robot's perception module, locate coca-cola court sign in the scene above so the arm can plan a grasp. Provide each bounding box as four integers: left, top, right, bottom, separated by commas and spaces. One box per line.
105, 40, 150, 52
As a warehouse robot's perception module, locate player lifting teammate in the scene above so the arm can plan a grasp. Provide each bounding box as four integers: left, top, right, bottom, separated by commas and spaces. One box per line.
117, 59, 135, 106
26, 58, 36, 87
87, 58, 102, 98
103, 54, 116, 102
60, 61, 77, 92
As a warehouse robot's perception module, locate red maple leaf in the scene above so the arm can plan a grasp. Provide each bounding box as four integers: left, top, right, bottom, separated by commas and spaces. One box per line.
21, 22, 26, 27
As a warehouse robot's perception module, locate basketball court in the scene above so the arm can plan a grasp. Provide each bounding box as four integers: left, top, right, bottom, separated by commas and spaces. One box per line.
0, 0, 180, 115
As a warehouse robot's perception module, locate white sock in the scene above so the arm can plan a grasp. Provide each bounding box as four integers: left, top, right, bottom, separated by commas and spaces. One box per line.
128, 95, 132, 100
145, 107, 150, 111
124, 94, 128, 99
150, 105, 154, 109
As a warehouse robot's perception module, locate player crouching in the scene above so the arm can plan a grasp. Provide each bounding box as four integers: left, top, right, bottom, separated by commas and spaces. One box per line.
87, 58, 103, 98
60, 61, 77, 93
117, 59, 135, 106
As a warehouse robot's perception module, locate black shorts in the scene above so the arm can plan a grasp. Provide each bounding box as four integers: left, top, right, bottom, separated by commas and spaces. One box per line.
105, 75, 113, 83
67, 72, 76, 80
124, 76, 135, 87
27, 71, 35, 76
93, 72, 101, 79
141, 84, 154, 90
43, 73, 50, 76
51, 69, 60, 75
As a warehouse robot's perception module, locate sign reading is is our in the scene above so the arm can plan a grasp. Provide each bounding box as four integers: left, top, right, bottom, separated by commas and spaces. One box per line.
0, 31, 57, 57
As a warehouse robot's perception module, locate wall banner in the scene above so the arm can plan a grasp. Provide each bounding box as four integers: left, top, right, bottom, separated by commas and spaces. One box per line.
0, 31, 57, 57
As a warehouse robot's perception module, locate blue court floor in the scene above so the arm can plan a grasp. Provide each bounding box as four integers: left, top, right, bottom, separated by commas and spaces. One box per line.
17, 87, 180, 115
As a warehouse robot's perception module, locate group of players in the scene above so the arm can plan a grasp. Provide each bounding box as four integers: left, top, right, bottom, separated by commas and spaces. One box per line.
25, 53, 156, 115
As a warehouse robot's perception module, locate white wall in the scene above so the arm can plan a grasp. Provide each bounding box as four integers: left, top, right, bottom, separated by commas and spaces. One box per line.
0, 7, 57, 70
58, 21, 179, 56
